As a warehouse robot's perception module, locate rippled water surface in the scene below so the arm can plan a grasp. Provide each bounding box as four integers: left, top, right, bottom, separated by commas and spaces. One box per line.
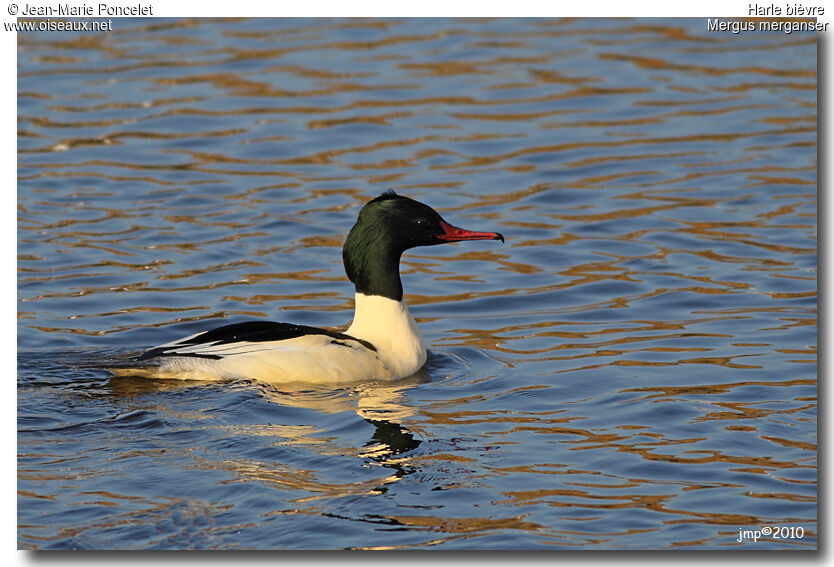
17, 18, 817, 549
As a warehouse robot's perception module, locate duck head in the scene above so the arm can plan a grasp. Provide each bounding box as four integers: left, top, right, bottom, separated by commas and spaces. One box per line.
343, 191, 504, 301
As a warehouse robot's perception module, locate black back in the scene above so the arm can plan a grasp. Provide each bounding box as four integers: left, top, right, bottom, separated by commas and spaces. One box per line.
137, 320, 375, 361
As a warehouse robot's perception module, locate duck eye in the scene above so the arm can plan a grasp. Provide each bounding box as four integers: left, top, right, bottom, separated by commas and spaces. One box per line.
414, 218, 428, 226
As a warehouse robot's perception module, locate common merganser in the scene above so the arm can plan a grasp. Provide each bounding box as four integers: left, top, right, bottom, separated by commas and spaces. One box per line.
113, 191, 503, 384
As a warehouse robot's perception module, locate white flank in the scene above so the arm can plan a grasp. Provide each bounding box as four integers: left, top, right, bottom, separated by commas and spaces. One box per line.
119, 293, 428, 384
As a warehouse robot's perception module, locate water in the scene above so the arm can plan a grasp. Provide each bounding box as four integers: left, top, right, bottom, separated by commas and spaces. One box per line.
17, 18, 817, 550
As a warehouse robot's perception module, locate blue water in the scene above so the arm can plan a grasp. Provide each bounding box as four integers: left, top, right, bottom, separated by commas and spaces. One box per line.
18, 18, 817, 549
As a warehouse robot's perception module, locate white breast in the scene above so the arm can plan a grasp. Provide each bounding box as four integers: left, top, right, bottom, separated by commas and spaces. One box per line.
345, 293, 427, 380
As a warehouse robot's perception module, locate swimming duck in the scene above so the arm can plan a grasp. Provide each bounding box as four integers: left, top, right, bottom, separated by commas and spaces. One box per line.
115, 191, 503, 384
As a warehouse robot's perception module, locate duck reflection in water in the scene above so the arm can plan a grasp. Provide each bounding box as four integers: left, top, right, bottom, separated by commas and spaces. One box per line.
256, 369, 426, 470
104, 366, 429, 490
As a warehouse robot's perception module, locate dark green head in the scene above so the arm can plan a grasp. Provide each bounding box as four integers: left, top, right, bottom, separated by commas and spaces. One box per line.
342, 191, 504, 300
